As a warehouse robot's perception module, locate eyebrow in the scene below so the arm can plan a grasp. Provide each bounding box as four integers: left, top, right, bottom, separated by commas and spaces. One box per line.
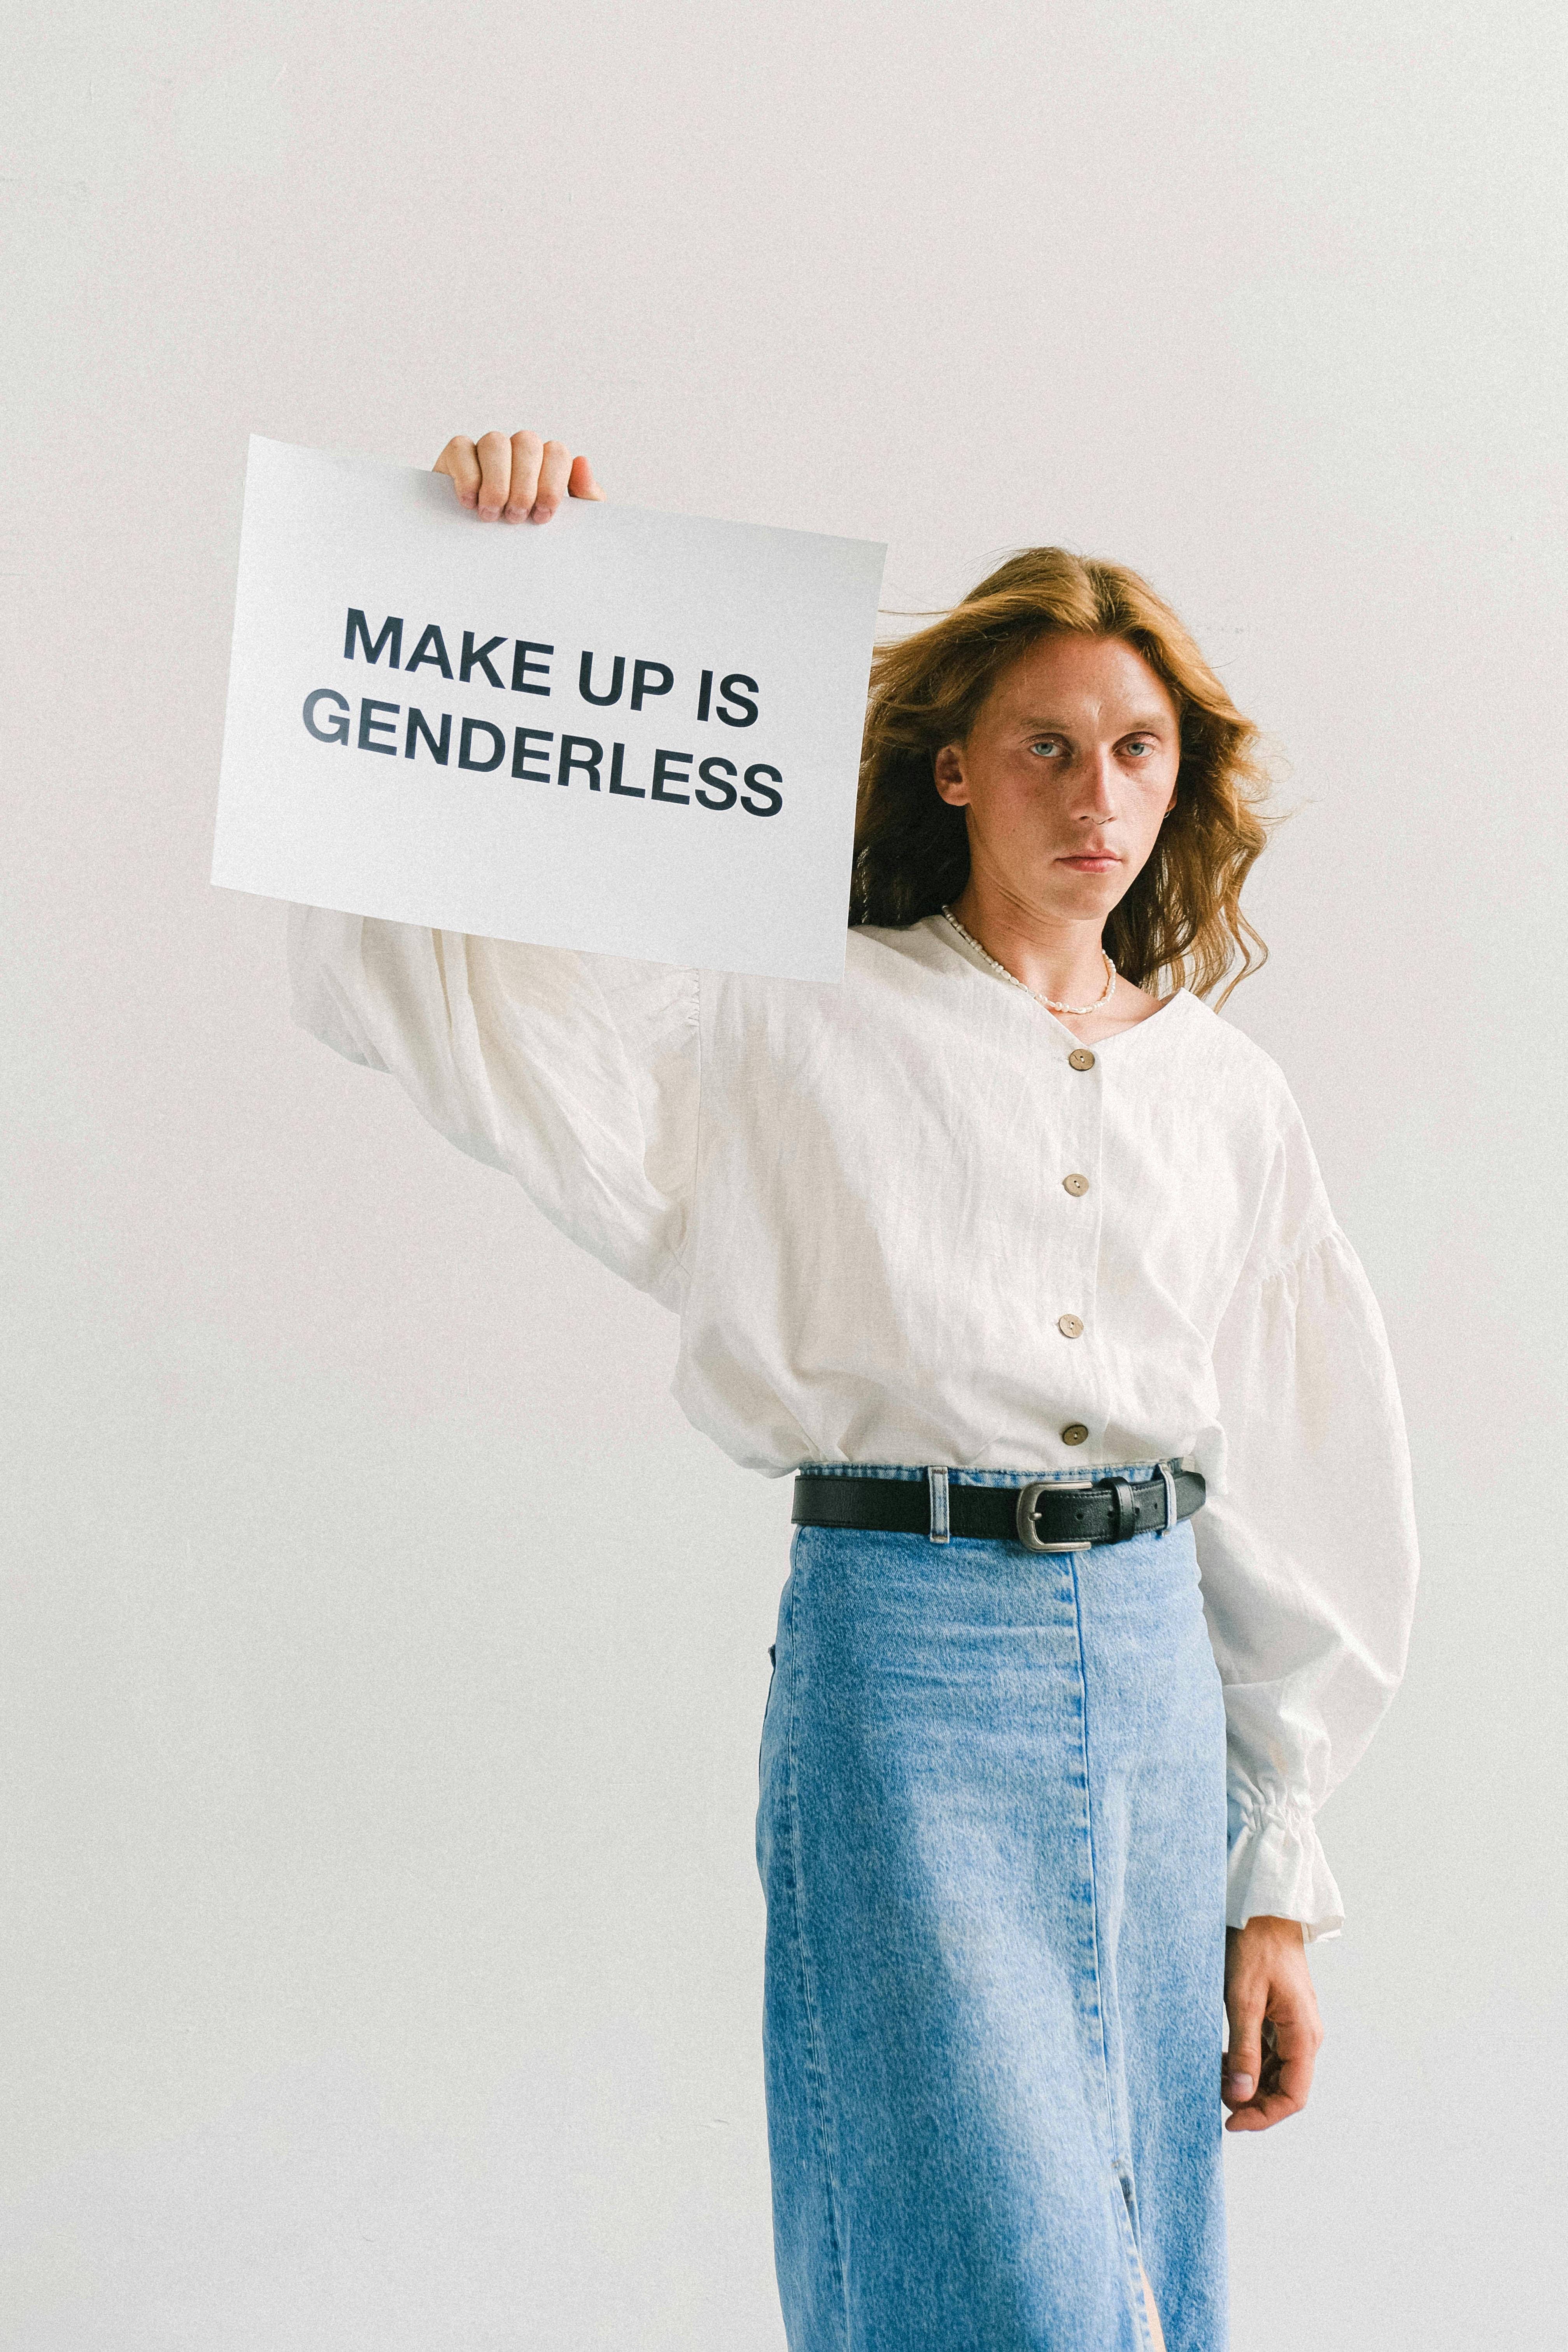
1013, 713, 1173, 733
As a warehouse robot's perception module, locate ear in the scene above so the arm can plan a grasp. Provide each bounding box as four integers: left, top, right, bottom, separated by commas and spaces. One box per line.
933, 743, 969, 807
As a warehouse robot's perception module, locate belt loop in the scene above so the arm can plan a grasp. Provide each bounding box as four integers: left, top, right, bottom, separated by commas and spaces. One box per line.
1158, 1459, 1178, 1536
927, 1466, 950, 1544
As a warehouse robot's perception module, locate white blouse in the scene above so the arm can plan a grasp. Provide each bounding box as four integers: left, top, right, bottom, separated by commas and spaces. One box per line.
287, 904, 1419, 1944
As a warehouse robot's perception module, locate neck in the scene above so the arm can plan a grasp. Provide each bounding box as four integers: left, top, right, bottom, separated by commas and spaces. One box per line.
947, 876, 1110, 1006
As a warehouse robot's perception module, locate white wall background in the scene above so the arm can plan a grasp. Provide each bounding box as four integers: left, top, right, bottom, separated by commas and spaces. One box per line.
6, 4, 1565, 2345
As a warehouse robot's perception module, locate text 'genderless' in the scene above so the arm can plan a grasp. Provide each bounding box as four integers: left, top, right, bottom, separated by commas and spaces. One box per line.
298, 608, 785, 814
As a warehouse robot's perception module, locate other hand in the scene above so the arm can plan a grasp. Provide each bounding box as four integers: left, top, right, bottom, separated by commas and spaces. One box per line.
1221, 1914, 1323, 2132
432, 429, 604, 524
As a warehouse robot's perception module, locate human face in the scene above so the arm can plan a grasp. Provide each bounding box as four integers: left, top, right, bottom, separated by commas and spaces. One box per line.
933, 634, 1181, 925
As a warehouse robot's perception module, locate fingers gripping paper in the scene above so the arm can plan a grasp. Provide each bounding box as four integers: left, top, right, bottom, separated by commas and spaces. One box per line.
212, 437, 887, 982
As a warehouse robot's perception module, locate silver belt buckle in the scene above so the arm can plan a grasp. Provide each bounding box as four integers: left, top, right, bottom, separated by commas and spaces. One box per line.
1016, 1476, 1094, 1553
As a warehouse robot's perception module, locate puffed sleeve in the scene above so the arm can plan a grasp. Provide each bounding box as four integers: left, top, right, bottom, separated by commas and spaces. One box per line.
1192, 1099, 1419, 1944
286, 905, 701, 1311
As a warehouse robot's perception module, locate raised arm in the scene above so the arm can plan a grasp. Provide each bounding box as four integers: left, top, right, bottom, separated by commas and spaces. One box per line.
287, 429, 700, 1309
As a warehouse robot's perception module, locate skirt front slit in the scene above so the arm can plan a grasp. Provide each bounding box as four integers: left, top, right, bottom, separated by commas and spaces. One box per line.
755, 1465, 1230, 2352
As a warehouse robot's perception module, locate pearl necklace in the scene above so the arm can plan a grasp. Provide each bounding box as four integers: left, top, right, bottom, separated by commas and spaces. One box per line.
940, 906, 1117, 1017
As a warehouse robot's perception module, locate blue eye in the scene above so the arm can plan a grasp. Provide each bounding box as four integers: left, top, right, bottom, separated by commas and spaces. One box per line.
1029, 739, 1065, 757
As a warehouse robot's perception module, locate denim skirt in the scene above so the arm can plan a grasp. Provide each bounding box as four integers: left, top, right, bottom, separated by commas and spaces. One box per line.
755, 1463, 1230, 2352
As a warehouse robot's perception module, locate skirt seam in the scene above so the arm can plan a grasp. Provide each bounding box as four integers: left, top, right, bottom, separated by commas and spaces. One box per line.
1068, 1549, 1157, 2352
781, 1557, 852, 2345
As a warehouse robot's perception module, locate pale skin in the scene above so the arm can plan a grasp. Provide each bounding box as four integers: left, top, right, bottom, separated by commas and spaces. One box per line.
434, 428, 1326, 2340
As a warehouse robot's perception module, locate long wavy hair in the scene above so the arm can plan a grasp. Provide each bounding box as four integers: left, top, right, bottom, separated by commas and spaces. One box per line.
851, 547, 1274, 1005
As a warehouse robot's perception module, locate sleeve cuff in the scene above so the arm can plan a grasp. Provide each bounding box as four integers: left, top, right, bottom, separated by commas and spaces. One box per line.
1226, 1790, 1346, 1944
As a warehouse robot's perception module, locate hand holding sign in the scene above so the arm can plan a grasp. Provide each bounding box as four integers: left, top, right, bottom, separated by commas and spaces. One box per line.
431, 429, 604, 524
211, 433, 884, 981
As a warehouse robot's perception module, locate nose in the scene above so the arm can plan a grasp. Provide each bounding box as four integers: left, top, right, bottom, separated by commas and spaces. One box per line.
1078, 744, 1118, 820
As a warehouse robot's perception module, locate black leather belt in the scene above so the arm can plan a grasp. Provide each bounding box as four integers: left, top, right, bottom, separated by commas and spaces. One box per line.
791, 1466, 1205, 1552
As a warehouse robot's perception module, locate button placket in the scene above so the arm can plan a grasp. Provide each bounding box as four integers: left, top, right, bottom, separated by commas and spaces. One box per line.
1056, 1039, 1105, 1453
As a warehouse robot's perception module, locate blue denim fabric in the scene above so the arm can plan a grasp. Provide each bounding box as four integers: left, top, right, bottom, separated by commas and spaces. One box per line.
756, 1463, 1230, 2351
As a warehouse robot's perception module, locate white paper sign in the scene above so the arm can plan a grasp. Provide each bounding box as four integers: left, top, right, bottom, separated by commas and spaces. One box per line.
212, 437, 887, 981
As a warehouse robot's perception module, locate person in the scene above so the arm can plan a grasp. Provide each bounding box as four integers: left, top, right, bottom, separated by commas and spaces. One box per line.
285, 428, 1420, 2352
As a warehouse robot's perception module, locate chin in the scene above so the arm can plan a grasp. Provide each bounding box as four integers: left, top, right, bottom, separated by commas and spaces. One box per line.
1049, 875, 1123, 913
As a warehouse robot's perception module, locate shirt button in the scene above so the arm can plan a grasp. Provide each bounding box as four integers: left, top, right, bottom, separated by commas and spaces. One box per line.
1062, 1173, 1090, 1196
1061, 1423, 1090, 1446
1057, 1313, 1084, 1339
1068, 1048, 1096, 1071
